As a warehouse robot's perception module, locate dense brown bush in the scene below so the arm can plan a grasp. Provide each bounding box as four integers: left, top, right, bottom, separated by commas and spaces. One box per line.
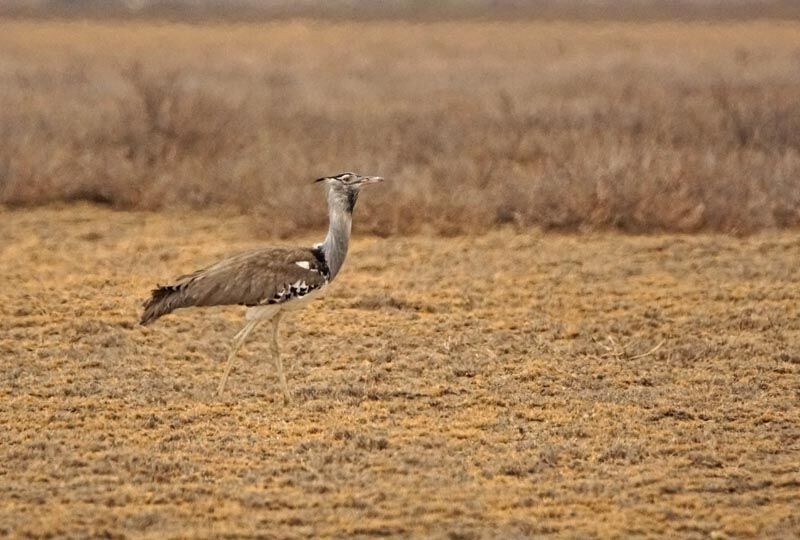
1, 20, 799, 235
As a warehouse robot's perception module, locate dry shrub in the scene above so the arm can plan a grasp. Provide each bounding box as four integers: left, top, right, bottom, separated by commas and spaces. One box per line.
1, 20, 799, 235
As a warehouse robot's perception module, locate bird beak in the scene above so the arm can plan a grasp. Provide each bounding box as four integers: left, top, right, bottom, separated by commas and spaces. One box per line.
360, 176, 384, 185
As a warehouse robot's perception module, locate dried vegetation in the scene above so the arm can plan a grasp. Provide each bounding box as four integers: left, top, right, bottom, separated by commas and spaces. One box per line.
1, 19, 799, 235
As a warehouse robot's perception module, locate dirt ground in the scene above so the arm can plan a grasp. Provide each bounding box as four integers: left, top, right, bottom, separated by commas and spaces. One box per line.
1, 205, 799, 538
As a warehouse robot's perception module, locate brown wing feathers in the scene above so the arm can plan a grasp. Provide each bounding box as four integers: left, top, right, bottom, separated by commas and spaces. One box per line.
140, 247, 328, 325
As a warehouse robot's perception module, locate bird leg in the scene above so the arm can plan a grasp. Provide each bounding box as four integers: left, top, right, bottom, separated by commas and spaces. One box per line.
216, 319, 261, 397
270, 312, 290, 404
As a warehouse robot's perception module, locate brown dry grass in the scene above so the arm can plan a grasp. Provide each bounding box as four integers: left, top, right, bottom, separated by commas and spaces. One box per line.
1, 19, 800, 235
1, 205, 800, 538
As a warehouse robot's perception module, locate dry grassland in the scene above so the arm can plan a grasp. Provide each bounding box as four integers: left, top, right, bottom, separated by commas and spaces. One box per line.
1, 19, 800, 234
1, 205, 799, 537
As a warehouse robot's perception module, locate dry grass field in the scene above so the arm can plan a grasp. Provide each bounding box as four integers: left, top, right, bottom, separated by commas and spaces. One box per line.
2, 15, 800, 539
1, 19, 800, 234
1, 205, 799, 538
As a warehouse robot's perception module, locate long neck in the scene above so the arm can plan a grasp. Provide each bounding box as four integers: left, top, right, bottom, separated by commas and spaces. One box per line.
319, 188, 355, 280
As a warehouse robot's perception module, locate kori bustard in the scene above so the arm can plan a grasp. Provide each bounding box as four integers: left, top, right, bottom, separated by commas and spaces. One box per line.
140, 172, 383, 402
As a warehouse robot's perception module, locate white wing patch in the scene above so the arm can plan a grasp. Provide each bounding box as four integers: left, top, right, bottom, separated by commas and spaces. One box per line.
295, 261, 310, 270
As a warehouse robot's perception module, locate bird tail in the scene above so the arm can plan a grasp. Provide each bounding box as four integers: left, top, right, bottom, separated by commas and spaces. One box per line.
140, 285, 186, 325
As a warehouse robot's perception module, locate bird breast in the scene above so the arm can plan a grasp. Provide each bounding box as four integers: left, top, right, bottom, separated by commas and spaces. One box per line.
245, 286, 326, 320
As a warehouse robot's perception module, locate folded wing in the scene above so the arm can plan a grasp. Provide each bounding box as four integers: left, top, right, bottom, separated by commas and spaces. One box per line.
140, 247, 329, 325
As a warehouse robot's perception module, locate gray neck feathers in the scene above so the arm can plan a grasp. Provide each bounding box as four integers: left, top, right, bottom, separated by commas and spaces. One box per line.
319, 186, 356, 280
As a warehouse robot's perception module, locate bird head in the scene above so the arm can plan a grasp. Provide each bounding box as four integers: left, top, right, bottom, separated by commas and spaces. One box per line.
315, 172, 384, 213
315, 172, 384, 189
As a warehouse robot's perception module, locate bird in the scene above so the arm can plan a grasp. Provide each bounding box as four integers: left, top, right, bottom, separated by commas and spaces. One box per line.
139, 172, 384, 402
